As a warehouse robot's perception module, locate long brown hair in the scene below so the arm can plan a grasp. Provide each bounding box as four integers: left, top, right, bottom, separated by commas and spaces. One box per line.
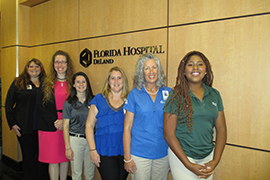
15, 58, 46, 90
164, 51, 213, 132
42, 50, 74, 103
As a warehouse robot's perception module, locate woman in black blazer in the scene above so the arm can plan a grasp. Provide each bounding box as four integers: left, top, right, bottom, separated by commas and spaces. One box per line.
5, 58, 48, 180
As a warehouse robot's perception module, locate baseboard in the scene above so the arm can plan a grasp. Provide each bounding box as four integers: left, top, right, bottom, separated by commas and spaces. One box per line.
2, 155, 73, 178
2, 155, 23, 172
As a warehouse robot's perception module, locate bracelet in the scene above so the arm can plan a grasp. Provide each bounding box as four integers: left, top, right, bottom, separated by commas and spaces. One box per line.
124, 158, 133, 163
90, 148, 96, 151
65, 148, 71, 151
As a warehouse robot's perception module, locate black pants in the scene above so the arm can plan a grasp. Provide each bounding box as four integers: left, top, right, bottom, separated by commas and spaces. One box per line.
98, 155, 128, 180
17, 130, 49, 180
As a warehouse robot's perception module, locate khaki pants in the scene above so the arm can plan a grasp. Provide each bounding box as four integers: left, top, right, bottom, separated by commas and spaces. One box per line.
69, 136, 96, 180
130, 155, 169, 180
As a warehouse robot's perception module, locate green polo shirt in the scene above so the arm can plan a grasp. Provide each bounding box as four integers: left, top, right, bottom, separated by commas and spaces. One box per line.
164, 83, 224, 159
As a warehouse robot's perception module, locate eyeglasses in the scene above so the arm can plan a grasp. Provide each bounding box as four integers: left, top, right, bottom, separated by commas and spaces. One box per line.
54, 61, 67, 65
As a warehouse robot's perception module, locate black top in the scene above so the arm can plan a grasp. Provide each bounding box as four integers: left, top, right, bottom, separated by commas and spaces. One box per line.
36, 80, 57, 132
5, 80, 39, 134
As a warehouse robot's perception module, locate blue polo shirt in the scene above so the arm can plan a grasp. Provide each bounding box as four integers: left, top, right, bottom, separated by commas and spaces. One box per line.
124, 85, 171, 159
164, 83, 224, 159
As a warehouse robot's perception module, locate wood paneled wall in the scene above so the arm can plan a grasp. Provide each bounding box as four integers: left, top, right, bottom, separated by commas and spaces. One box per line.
1, 0, 270, 179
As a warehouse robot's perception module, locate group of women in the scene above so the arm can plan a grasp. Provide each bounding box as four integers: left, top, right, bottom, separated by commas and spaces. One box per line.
5, 50, 226, 180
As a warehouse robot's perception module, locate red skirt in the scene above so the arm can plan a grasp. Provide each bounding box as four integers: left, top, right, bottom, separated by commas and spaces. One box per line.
38, 129, 69, 164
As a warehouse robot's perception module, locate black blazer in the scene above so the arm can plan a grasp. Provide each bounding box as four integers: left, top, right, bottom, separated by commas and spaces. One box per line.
5, 80, 38, 134
37, 80, 57, 132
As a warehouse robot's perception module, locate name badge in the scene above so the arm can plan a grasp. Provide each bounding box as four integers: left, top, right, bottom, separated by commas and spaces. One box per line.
162, 90, 169, 100
27, 84, 32, 90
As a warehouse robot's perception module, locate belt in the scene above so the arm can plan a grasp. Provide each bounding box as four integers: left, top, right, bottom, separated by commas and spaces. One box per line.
56, 109, 63, 113
69, 133, 86, 138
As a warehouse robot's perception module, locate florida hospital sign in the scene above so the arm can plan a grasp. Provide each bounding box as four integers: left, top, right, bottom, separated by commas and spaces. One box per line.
80, 45, 165, 68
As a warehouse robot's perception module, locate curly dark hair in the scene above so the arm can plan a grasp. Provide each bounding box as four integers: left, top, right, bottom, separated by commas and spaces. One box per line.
164, 51, 213, 132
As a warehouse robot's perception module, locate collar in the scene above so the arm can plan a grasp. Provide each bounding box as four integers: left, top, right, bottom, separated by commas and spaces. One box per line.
142, 84, 160, 92
190, 82, 210, 98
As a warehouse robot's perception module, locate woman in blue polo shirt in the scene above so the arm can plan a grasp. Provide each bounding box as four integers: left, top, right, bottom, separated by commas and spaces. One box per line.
123, 53, 171, 180
163, 51, 227, 180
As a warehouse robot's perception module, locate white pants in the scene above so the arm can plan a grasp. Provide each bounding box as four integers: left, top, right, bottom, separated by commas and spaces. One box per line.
168, 148, 214, 180
130, 155, 169, 180
70, 136, 95, 180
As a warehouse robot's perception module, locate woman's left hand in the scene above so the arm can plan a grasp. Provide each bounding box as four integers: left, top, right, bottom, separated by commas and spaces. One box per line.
54, 119, 63, 130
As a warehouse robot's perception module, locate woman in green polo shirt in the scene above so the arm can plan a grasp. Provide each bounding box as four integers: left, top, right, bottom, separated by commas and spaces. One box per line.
163, 51, 227, 180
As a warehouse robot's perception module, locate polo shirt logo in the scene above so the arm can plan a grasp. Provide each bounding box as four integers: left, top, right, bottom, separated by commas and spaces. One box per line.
212, 102, 217, 106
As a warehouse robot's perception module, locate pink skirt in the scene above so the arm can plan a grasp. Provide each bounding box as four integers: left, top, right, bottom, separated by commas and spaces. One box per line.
38, 129, 69, 164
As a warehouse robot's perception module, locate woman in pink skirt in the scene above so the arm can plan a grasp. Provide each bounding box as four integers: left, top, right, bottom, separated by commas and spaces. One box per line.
37, 50, 74, 180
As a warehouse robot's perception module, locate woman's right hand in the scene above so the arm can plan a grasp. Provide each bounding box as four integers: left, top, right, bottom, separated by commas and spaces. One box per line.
12, 125, 21, 137
65, 148, 74, 160
187, 162, 214, 179
90, 150, 101, 167
124, 158, 137, 174
54, 119, 63, 130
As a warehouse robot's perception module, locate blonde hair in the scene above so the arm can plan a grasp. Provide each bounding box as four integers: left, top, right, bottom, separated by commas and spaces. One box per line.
101, 66, 129, 99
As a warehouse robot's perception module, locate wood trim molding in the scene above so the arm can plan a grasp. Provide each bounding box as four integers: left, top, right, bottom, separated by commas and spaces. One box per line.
19, 0, 50, 7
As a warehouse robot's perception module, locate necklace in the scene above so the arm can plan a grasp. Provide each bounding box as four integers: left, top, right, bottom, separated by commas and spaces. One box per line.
57, 77, 66, 87
144, 85, 158, 95
57, 77, 66, 80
